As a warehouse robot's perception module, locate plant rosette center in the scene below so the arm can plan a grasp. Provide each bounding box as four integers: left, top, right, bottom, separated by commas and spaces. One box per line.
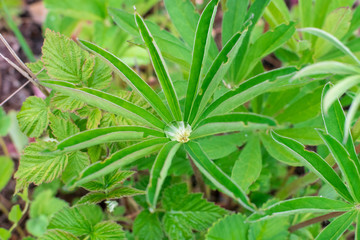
164, 121, 192, 143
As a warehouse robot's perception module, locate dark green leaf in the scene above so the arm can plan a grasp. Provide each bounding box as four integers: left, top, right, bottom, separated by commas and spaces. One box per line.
206, 214, 248, 240
133, 210, 164, 240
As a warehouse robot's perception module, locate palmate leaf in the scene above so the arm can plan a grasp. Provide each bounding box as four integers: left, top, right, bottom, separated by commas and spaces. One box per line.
191, 113, 276, 139
188, 31, 246, 124
15, 141, 68, 187
70, 138, 169, 187
222, 0, 248, 44
248, 196, 354, 221
39, 230, 79, 240
56, 126, 164, 152
162, 183, 227, 240
184, 0, 220, 122
147, 141, 181, 209
135, 12, 182, 121
17, 96, 50, 138
185, 141, 255, 211
79, 40, 174, 123
271, 131, 354, 202
315, 210, 357, 240
41, 80, 165, 129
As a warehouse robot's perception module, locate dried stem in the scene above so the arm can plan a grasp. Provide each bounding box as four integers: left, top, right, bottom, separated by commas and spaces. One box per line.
289, 211, 346, 233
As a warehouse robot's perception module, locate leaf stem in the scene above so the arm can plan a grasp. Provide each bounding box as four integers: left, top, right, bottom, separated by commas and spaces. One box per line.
289, 211, 346, 232
0, 137, 9, 157
188, 154, 210, 198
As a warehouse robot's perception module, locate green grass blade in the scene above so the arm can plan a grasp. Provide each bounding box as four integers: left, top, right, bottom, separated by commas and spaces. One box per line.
198, 67, 297, 123
185, 141, 255, 212
41, 80, 165, 129
321, 83, 360, 172
79, 40, 174, 123
184, 0, 220, 122
147, 141, 181, 210
299, 27, 360, 65
317, 130, 360, 202
271, 131, 354, 203
345, 94, 360, 142
315, 210, 356, 240
69, 138, 169, 187
56, 126, 165, 152
188, 31, 245, 124
135, 13, 182, 121
191, 113, 276, 139
248, 196, 354, 222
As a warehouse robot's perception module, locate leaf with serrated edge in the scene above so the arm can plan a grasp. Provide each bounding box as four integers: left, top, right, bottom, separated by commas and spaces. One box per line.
78, 187, 144, 204
271, 131, 354, 202
39, 230, 79, 240
185, 141, 255, 211
91, 221, 126, 240
206, 214, 248, 240
248, 196, 354, 222
133, 210, 164, 240
147, 141, 181, 209
17, 96, 49, 138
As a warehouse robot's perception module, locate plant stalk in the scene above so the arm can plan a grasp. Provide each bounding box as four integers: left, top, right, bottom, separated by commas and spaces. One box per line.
188, 154, 210, 198
289, 211, 346, 232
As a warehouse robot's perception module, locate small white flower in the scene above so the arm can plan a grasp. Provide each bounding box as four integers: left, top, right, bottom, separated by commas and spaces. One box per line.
164, 121, 192, 143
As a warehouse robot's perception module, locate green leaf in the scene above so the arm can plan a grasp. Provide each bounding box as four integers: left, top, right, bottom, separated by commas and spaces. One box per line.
162, 183, 227, 240
133, 210, 163, 240
345, 93, 360, 142
39, 230, 79, 240
17, 96, 49, 138
164, 0, 199, 48
206, 214, 248, 240
29, 190, 68, 219
62, 151, 90, 184
191, 113, 276, 139
0, 228, 10, 240
9, 204, 22, 223
81, 170, 135, 191
189, 31, 246, 124
90, 221, 125, 240
323, 75, 360, 113
48, 204, 103, 236
26, 215, 49, 237
201, 67, 297, 121
222, 0, 248, 44
42, 30, 94, 83
57, 126, 164, 152
292, 61, 360, 80
248, 197, 354, 221
79, 39, 174, 122
51, 93, 85, 112
135, 13, 182, 121
185, 141, 255, 211
87, 57, 112, 90
0, 107, 10, 136
232, 135, 261, 191
109, 8, 192, 69
49, 114, 80, 141
299, 28, 360, 65
71, 138, 169, 186
317, 130, 360, 202
78, 187, 144, 204
41, 80, 165, 129
184, 0, 220, 121
315, 210, 356, 240
238, 22, 296, 80
0, 157, 14, 191
15, 141, 68, 187
260, 133, 301, 166
271, 131, 354, 202
314, 7, 352, 58
147, 141, 181, 209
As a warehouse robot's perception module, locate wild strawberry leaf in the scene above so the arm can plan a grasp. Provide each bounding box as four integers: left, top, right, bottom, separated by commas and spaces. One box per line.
17, 96, 50, 138
62, 151, 90, 184
39, 230, 79, 240
133, 210, 164, 240
78, 187, 144, 204
49, 113, 80, 141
